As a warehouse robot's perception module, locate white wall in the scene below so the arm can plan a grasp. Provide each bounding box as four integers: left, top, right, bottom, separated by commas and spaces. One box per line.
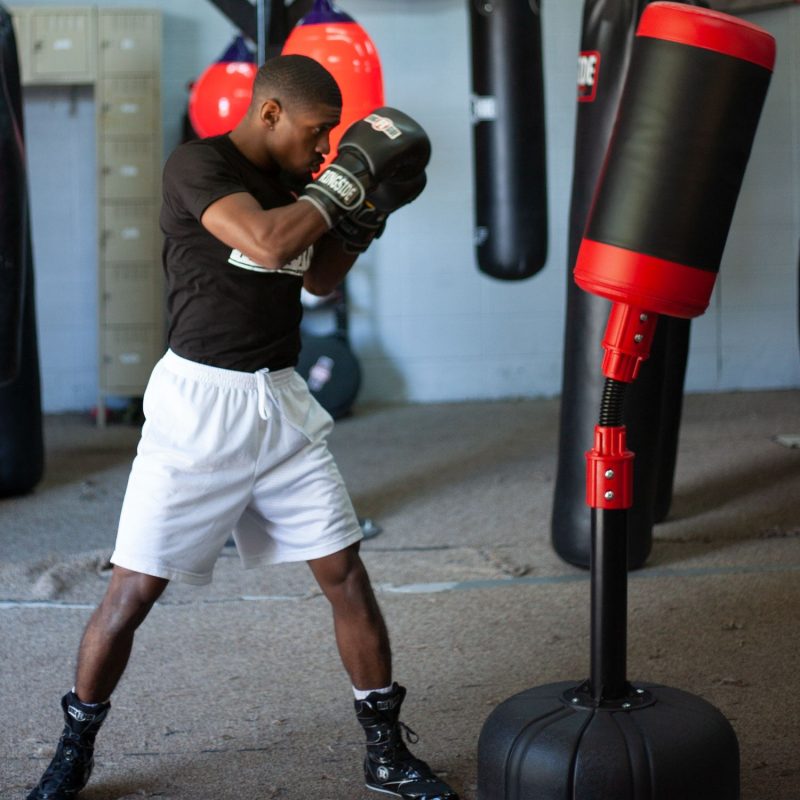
12, 0, 800, 411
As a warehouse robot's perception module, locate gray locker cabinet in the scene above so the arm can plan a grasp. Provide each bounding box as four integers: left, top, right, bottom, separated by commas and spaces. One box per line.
11, 5, 163, 422
96, 9, 163, 422
11, 6, 97, 86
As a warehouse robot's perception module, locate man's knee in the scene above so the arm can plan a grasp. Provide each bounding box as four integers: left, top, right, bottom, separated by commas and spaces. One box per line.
309, 545, 371, 602
95, 566, 168, 633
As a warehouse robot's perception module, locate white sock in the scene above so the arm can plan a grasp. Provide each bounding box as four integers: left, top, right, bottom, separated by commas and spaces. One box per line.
353, 683, 394, 700
70, 688, 107, 707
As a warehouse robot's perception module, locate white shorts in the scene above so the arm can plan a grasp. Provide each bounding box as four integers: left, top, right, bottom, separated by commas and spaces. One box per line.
110, 350, 363, 585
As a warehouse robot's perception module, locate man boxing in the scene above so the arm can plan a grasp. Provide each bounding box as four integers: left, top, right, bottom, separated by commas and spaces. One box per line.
27, 54, 458, 800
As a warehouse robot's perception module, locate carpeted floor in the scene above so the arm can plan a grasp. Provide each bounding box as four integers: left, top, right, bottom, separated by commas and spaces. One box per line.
1, 389, 798, 799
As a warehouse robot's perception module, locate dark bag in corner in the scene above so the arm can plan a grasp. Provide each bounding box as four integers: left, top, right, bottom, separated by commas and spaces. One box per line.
0, 3, 44, 497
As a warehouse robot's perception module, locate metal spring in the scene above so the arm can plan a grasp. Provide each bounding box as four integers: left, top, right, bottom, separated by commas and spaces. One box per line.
599, 378, 627, 427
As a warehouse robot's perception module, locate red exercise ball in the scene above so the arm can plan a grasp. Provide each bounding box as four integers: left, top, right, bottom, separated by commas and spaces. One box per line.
188, 59, 257, 138
282, 0, 384, 170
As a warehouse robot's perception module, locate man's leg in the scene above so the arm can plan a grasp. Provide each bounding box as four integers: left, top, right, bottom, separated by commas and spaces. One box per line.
74, 566, 169, 702
308, 545, 459, 800
27, 567, 168, 800
308, 543, 391, 690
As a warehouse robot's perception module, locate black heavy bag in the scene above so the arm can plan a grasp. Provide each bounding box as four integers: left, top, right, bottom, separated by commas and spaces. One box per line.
469, 0, 547, 280
0, 3, 44, 497
551, 0, 702, 569
0, 3, 24, 385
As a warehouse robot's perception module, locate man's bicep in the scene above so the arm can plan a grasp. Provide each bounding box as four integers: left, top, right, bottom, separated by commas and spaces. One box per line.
200, 191, 265, 253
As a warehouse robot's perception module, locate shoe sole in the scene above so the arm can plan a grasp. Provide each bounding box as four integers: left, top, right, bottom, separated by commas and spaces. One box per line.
366, 784, 403, 797
366, 782, 454, 800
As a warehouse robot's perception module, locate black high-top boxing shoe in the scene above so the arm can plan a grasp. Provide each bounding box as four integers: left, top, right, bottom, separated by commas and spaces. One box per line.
355, 683, 459, 800
27, 691, 110, 799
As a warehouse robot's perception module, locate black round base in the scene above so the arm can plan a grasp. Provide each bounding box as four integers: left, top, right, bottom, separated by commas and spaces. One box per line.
477, 681, 739, 800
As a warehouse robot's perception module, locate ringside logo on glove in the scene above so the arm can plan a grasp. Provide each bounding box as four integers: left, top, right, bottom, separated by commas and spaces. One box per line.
299, 106, 430, 230
364, 113, 401, 139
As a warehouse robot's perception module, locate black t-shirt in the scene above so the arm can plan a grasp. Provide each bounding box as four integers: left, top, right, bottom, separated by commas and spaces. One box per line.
160, 134, 311, 372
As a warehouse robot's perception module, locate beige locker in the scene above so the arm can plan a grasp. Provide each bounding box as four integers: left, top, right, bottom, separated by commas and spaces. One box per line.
98, 11, 160, 74
100, 263, 160, 325
28, 8, 96, 84
100, 138, 158, 199
101, 325, 161, 391
100, 201, 159, 261
98, 76, 158, 135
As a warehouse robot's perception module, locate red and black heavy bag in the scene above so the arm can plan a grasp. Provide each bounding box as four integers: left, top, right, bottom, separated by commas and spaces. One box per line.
551, 0, 707, 570
0, 3, 44, 497
469, 0, 547, 280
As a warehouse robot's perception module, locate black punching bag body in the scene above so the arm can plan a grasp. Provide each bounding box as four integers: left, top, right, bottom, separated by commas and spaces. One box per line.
0, 3, 44, 497
552, 0, 701, 570
469, 0, 547, 280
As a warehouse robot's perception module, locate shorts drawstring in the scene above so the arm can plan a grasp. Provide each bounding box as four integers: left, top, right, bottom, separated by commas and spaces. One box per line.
256, 369, 278, 421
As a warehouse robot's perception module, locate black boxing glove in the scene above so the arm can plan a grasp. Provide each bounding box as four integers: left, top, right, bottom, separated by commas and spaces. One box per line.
299, 107, 431, 228
331, 172, 427, 254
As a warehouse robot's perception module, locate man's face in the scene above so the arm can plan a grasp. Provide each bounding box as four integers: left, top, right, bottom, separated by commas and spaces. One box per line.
270, 102, 341, 176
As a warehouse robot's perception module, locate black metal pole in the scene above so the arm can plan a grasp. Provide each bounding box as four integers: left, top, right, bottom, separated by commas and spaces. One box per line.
205, 0, 258, 42
590, 506, 629, 701
256, 0, 270, 65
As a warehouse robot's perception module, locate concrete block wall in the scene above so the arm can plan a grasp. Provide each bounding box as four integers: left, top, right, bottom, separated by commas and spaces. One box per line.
11, 0, 799, 412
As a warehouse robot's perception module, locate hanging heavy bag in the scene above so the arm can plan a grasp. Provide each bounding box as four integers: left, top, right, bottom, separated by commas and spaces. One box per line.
0, 3, 44, 497
0, 4, 24, 386
469, 0, 547, 280
551, 0, 705, 570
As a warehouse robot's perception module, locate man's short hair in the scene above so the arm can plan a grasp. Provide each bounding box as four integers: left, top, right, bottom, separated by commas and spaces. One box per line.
252, 54, 342, 112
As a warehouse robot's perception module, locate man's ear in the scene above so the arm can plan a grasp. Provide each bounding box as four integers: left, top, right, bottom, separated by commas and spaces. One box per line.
260, 98, 282, 130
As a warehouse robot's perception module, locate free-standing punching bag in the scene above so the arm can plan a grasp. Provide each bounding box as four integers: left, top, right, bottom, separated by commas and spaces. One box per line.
282, 0, 384, 172
478, 5, 774, 797
552, 0, 705, 570
0, 3, 44, 497
469, 0, 547, 280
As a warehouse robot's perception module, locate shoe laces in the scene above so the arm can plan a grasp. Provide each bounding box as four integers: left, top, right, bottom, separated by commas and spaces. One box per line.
398, 720, 420, 746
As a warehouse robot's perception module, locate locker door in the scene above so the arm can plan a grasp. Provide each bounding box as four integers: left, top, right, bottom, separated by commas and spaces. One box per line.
98, 11, 159, 74
100, 263, 159, 325
100, 201, 159, 262
101, 325, 160, 390
99, 77, 158, 136
100, 138, 157, 199
29, 8, 96, 84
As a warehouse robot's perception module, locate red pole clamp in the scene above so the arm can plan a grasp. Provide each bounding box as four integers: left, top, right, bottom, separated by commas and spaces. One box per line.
601, 303, 659, 382
586, 425, 634, 510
